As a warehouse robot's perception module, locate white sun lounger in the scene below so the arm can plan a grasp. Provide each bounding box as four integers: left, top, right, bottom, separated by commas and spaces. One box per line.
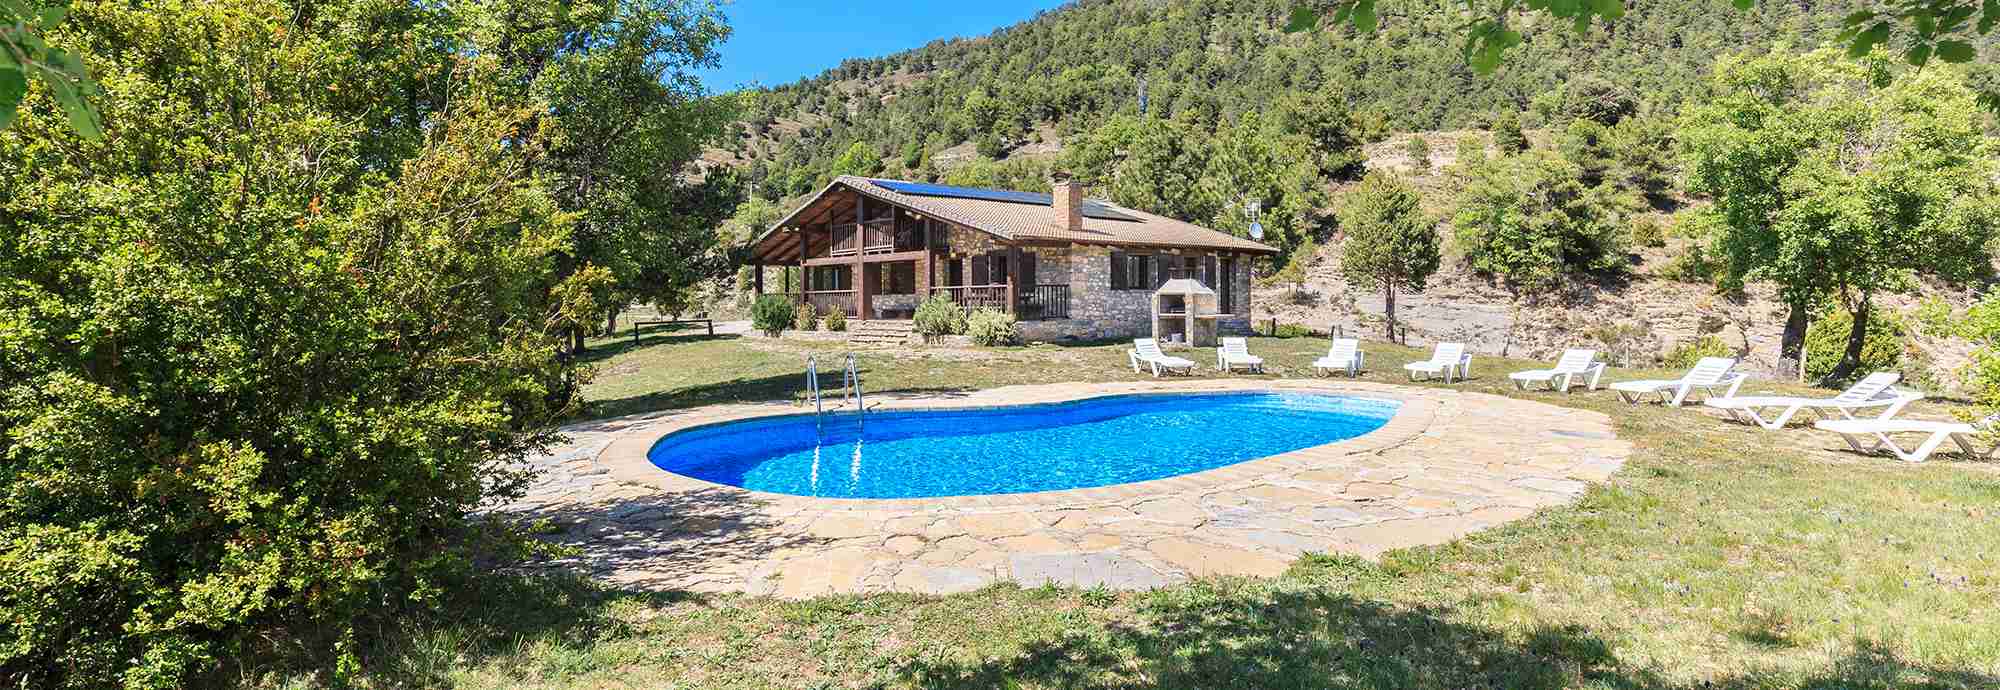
1313, 338, 1365, 377
1216, 337, 1264, 373
1403, 342, 1471, 383
1814, 414, 1999, 463
1704, 372, 1921, 430
1508, 348, 1606, 392
1608, 357, 1745, 407
1129, 338, 1196, 377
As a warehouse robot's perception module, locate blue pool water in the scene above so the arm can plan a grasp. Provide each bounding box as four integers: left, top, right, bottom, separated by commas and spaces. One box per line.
647, 392, 1398, 499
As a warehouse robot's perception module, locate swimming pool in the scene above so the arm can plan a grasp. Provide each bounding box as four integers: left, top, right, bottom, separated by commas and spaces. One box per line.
647, 391, 1399, 499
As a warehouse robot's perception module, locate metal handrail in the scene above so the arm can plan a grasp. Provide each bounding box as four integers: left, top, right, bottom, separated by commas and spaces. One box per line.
805, 355, 822, 416
842, 352, 864, 420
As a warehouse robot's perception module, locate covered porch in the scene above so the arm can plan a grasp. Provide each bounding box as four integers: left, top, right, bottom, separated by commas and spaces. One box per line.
746, 182, 1069, 321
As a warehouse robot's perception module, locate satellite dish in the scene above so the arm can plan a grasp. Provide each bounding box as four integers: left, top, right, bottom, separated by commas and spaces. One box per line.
1249, 220, 1264, 241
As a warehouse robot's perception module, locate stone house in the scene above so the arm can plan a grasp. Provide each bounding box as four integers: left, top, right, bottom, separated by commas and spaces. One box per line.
747, 175, 1278, 342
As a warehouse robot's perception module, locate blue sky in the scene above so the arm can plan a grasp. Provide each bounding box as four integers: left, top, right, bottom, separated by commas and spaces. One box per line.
698, 1, 1070, 91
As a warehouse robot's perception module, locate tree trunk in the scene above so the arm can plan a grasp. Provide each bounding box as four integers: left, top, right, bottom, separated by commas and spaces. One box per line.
570, 327, 585, 355
1821, 294, 1870, 385
605, 306, 620, 338
1776, 302, 1808, 381
1383, 284, 1398, 341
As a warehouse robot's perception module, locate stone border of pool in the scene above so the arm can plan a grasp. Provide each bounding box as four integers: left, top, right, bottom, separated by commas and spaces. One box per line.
502, 379, 1632, 596
595, 380, 1435, 512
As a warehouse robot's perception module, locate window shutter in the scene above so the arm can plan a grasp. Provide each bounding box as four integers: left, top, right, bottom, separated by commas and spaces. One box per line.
1152, 256, 1169, 289
1110, 251, 1125, 290
971, 255, 988, 285
1205, 256, 1218, 288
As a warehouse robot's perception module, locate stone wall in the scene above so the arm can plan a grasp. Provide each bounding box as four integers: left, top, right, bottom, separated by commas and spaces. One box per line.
872, 293, 920, 314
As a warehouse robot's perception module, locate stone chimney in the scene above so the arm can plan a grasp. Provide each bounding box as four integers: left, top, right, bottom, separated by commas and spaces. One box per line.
1051, 172, 1084, 233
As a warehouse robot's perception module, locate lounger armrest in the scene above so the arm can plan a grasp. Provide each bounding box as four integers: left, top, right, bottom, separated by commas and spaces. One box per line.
1719, 373, 1746, 399
1127, 349, 1140, 373
1584, 362, 1607, 390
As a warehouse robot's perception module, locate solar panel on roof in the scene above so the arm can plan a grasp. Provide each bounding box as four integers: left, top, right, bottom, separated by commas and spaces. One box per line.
870, 179, 1139, 222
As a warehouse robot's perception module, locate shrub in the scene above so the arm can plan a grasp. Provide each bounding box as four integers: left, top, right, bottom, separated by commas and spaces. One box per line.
1663, 335, 1734, 370
1804, 306, 1907, 385
966, 309, 1019, 346
1628, 215, 1666, 248
1404, 136, 1431, 172
913, 293, 968, 340
823, 307, 848, 332
1274, 324, 1313, 338
1913, 297, 1955, 337
751, 295, 796, 336
1454, 135, 1488, 169
1492, 110, 1529, 154
794, 303, 821, 331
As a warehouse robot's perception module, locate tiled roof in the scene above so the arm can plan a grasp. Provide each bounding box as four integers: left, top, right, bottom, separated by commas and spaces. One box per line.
759, 176, 1279, 255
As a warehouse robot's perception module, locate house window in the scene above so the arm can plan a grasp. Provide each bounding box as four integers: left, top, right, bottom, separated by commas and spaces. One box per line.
1110, 251, 1151, 291
883, 263, 916, 295
810, 266, 850, 291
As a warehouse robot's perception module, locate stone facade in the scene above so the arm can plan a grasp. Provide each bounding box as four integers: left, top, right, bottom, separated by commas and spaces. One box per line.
1016, 246, 1256, 343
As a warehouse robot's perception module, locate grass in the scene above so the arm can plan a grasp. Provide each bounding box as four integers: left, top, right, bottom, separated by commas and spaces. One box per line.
282, 330, 1999, 689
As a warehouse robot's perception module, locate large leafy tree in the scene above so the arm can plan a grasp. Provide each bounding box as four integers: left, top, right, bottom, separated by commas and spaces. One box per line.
0, 1, 726, 686
482, 0, 738, 351
1339, 172, 1440, 339
1679, 48, 1999, 382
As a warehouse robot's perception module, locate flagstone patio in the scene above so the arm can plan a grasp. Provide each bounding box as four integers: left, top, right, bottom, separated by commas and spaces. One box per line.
489, 380, 1631, 597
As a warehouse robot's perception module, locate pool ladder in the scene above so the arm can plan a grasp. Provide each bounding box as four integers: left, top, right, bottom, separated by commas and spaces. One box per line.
804, 353, 866, 424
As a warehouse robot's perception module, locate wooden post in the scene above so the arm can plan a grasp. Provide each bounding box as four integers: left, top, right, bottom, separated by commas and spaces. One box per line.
919, 220, 934, 301
853, 196, 870, 319
1006, 246, 1023, 316
752, 261, 764, 295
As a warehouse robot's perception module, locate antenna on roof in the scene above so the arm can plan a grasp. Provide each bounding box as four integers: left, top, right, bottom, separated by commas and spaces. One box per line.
1247, 200, 1264, 241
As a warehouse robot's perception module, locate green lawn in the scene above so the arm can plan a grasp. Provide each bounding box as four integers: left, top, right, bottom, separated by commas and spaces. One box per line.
302, 330, 1999, 689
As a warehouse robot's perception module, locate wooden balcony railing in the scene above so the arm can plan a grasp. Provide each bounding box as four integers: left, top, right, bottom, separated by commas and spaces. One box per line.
928, 284, 1071, 321
801, 290, 857, 317
929, 284, 1010, 314
1017, 284, 1070, 321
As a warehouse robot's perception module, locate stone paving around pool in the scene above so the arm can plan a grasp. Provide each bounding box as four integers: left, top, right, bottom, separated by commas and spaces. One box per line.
486, 380, 1631, 597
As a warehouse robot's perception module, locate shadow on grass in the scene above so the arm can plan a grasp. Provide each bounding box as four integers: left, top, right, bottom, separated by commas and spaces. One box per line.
894, 580, 1994, 690
578, 332, 744, 365
582, 365, 985, 421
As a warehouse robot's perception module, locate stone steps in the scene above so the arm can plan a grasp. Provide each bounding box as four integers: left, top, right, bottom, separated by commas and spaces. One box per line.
847, 320, 916, 345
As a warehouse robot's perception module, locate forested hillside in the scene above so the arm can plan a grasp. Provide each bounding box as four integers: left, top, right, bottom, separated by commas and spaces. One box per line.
723, 0, 1943, 204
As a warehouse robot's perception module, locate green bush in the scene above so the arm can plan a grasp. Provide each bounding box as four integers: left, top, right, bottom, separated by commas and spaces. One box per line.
1663, 335, 1734, 370
794, 303, 821, 331
751, 295, 796, 336
1492, 110, 1529, 154
1274, 324, 1313, 338
823, 307, 848, 332
1628, 215, 1666, 248
1404, 136, 1431, 172
913, 293, 968, 340
966, 309, 1019, 346
1804, 306, 1907, 384
1913, 297, 1954, 337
